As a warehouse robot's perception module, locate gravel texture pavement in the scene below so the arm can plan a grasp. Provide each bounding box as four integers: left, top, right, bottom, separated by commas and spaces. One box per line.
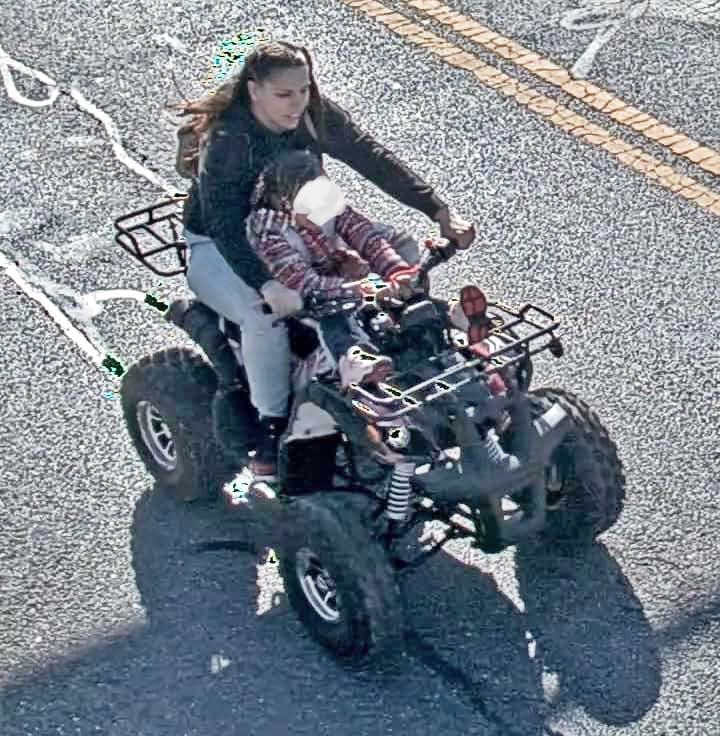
1, 1, 719, 735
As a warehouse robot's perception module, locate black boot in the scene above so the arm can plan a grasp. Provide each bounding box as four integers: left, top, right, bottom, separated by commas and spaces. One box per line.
249, 415, 289, 482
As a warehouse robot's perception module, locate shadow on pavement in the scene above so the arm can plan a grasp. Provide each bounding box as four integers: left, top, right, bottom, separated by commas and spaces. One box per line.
655, 586, 720, 653
401, 545, 546, 735
0, 487, 497, 736
0, 487, 662, 736
515, 541, 662, 727
400, 537, 661, 734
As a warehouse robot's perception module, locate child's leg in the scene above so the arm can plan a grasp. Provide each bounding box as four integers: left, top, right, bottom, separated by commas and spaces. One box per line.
371, 224, 420, 266
318, 314, 393, 389
317, 314, 356, 366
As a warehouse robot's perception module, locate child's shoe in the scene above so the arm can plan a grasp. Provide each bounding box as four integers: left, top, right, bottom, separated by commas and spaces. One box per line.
449, 285, 492, 343
448, 299, 469, 332
338, 346, 394, 390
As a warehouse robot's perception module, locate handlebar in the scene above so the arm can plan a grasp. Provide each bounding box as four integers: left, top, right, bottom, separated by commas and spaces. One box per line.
261, 237, 460, 320
411, 236, 459, 288
262, 289, 366, 323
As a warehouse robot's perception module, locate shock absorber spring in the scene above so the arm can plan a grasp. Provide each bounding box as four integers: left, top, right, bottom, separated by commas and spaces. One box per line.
385, 461, 416, 521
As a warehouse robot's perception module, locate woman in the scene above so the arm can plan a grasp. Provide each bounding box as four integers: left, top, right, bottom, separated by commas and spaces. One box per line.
172, 39, 475, 480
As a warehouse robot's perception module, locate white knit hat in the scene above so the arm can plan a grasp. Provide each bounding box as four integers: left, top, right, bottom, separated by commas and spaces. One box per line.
292, 176, 346, 226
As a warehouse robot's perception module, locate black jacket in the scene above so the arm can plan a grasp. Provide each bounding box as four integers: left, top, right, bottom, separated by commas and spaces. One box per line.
182, 95, 447, 292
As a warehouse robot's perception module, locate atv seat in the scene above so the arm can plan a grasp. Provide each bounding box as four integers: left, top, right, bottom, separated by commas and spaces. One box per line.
166, 298, 321, 363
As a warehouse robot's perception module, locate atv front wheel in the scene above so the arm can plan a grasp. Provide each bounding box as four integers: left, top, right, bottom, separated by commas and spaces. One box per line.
277, 492, 404, 665
514, 388, 626, 548
121, 347, 233, 502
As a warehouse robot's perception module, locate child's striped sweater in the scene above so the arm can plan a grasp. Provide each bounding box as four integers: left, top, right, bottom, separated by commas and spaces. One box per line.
246, 203, 410, 299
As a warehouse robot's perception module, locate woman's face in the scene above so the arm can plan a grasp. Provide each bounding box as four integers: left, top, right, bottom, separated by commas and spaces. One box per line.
249, 65, 311, 133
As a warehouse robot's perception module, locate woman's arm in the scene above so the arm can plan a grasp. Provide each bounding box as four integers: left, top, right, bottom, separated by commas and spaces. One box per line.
319, 97, 447, 222
198, 128, 273, 292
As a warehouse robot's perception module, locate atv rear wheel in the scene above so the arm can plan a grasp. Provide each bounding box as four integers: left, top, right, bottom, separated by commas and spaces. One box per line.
121, 347, 234, 502
277, 492, 404, 665
510, 388, 626, 548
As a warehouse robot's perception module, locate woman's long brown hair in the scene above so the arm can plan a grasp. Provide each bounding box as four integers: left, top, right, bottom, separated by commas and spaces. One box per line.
167, 40, 325, 174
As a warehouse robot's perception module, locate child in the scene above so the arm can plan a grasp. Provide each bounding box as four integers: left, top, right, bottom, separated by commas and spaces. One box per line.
246, 149, 417, 390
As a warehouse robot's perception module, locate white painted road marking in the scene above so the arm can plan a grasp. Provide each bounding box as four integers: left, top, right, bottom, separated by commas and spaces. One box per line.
0, 42, 179, 197
0, 247, 158, 376
0, 250, 106, 366
152, 33, 190, 55
560, 0, 651, 79
0, 49, 60, 108
0, 44, 184, 379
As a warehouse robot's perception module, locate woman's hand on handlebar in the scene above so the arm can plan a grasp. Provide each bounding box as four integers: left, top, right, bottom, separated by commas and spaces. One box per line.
435, 207, 476, 250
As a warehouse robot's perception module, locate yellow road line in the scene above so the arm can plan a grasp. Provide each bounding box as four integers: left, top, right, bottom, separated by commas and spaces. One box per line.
400, 0, 720, 179
339, 0, 720, 217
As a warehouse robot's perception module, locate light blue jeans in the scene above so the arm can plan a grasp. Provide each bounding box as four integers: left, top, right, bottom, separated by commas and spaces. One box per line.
184, 227, 420, 418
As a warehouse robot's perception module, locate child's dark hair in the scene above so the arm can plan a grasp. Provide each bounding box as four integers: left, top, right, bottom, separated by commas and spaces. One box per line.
251, 149, 324, 210
168, 40, 324, 175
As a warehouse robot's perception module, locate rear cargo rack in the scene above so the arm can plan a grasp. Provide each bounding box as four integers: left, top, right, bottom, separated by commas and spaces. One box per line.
113, 196, 188, 277
350, 301, 561, 421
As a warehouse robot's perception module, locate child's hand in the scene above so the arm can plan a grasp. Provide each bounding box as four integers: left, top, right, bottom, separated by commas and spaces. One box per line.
341, 279, 376, 299
383, 266, 421, 300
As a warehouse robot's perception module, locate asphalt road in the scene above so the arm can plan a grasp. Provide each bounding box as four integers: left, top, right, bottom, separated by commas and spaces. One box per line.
1, 1, 719, 735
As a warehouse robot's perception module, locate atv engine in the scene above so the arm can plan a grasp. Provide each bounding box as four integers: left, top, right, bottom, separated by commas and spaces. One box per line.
362, 297, 450, 373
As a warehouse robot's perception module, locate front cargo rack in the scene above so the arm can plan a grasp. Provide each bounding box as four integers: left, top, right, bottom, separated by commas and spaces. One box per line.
350, 301, 562, 422
113, 196, 188, 277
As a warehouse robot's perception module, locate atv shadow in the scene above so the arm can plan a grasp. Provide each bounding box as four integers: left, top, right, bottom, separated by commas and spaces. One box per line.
0, 486, 506, 736
515, 542, 662, 727
400, 543, 547, 735
400, 536, 661, 734
0, 485, 659, 736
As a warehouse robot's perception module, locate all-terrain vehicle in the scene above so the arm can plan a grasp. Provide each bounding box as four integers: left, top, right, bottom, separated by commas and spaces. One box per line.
114, 197, 626, 665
